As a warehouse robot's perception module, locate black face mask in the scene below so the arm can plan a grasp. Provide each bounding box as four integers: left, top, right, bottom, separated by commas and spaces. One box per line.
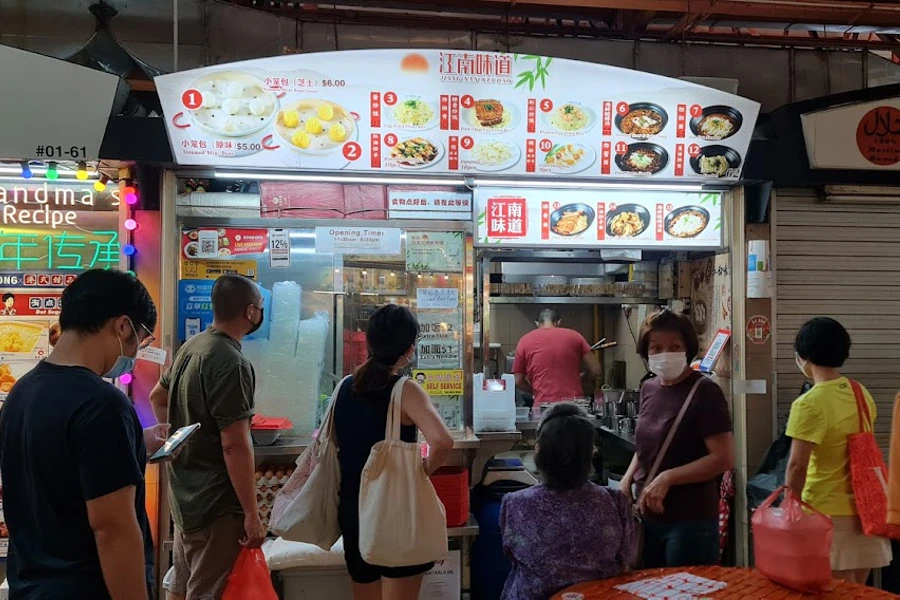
247, 307, 264, 335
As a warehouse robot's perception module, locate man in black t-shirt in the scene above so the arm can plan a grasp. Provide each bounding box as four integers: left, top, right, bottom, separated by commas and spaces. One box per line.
0, 269, 168, 600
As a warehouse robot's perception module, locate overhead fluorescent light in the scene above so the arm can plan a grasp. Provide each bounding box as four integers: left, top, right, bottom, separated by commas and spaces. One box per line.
475, 178, 705, 192
214, 170, 466, 186
214, 169, 708, 192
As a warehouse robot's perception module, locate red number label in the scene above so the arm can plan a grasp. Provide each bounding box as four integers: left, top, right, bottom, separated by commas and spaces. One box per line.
553, 202, 561, 209
460, 136, 475, 150
182, 89, 203, 110
540, 99, 554, 113
615, 141, 628, 154
617, 102, 630, 115
539, 138, 553, 152
690, 104, 703, 118
461, 95, 475, 109
688, 144, 701, 157
384, 133, 399, 147
666, 204, 674, 211
384, 92, 398, 106
343, 142, 362, 161
609, 203, 617, 211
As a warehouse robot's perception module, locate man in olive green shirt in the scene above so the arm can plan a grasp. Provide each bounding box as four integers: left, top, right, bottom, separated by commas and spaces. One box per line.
150, 275, 265, 600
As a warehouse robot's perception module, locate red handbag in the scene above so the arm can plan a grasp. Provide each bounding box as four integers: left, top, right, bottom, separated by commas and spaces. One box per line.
848, 379, 900, 539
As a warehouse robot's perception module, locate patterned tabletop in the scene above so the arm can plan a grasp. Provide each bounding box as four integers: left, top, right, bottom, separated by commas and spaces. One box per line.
551, 566, 899, 599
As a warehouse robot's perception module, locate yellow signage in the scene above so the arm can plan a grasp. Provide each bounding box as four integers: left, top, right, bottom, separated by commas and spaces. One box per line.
412, 370, 463, 396
180, 259, 258, 280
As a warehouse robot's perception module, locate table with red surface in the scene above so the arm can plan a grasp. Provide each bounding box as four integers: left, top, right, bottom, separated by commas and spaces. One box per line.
552, 566, 900, 599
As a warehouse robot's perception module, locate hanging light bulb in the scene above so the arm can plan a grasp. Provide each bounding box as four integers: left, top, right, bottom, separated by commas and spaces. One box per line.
45, 162, 59, 181
94, 174, 110, 192
122, 244, 137, 257
75, 162, 88, 181
20, 162, 32, 180
123, 185, 138, 205
124, 219, 138, 231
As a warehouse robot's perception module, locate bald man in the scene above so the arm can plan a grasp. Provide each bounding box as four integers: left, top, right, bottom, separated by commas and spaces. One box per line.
150, 275, 265, 600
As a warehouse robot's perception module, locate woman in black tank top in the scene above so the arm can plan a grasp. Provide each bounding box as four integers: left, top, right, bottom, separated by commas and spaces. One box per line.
334, 305, 455, 600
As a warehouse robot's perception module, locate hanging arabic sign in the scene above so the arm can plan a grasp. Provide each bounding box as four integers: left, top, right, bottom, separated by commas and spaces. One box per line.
802, 97, 900, 170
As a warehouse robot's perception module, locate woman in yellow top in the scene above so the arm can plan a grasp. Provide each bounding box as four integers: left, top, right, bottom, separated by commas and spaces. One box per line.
786, 317, 892, 585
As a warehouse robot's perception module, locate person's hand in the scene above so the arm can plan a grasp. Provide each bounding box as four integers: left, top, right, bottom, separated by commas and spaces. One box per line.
241, 513, 266, 548
639, 470, 673, 515
620, 476, 634, 505
143, 423, 170, 457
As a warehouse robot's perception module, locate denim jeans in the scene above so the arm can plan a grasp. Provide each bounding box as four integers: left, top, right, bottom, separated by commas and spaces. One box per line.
642, 518, 720, 569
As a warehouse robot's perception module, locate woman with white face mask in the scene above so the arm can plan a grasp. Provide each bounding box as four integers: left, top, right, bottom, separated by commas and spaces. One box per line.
619, 309, 734, 568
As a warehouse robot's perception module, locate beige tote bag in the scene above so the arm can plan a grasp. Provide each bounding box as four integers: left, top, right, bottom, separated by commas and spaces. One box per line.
358, 376, 448, 567
270, 376, 348, 550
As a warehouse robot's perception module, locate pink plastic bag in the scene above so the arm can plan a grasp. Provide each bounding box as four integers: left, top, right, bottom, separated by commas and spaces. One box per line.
751, 485, 833, 594
221, 548, 278, 600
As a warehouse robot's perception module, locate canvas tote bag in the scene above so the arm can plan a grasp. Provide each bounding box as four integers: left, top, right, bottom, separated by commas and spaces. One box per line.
847, 379, 900, 539
270, 376, 350, 549
633, 376, 704, 566
359, 376, 448, 567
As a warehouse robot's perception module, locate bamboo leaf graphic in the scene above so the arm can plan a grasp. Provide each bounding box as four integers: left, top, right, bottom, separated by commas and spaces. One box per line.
714, 217, 722, 231
477, 210, 486, 226
521, 55, 539, 60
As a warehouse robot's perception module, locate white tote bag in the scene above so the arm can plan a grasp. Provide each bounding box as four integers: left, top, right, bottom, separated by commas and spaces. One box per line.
358, 376, 448, 567
270, 376, 349, 550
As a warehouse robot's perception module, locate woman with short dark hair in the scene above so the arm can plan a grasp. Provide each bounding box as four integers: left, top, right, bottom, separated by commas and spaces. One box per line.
499, 403, 635, 600
620, 309, 734, 568
786, 317, 891, 584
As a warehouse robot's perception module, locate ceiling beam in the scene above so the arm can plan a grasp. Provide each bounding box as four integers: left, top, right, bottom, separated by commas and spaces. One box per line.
237, 0, 900, 28
246, 4, 900, 50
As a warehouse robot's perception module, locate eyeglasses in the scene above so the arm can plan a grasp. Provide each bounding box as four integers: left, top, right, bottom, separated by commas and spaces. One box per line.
138, 323, 156, 350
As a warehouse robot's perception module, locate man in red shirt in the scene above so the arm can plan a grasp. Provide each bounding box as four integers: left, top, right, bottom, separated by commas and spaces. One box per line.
513, 308, 602, 406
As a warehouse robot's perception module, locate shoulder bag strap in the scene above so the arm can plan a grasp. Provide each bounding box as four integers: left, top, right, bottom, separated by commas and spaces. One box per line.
321, 375, 352, 441
645, 376, 704, 485
385, 376, 410, 441
850, 379, 873, 433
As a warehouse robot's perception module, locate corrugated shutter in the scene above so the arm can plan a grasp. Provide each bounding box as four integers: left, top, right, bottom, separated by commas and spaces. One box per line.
775, 188, 899, 453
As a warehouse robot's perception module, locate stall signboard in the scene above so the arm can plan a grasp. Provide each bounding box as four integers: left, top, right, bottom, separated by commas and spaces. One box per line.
180, 259, 258, 280
156, 50, 759, 182
182, 228, 269, 260
417, 288, 459, 310
417, 311, 462, 370
474, 187, 723, 248
406, 231, 464, 272
0, 227, 120, 271
802, 98, 900, 170
178, 280, 214, 341
0, 45, 119, 161
388, 191, 472, 220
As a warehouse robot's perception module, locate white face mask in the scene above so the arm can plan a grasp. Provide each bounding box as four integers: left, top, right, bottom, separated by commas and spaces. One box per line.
648, 352, 688, 380
795, 353, 812, 378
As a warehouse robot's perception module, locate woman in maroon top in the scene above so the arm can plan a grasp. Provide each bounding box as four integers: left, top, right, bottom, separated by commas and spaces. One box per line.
620, 309, 734, 568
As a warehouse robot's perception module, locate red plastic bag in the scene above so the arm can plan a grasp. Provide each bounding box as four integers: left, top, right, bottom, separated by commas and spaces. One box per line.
751, 486, 833, 594
222, 548, 278, 600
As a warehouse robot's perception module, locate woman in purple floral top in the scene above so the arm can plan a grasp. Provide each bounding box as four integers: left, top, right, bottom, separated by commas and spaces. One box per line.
500, 403, 635, 600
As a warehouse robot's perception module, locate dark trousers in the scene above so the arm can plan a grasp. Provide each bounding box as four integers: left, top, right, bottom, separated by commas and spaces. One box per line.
642, 518, 719, 569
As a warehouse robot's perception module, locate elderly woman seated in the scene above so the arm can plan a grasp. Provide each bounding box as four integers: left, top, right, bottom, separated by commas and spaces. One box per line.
500, 403, 635, 600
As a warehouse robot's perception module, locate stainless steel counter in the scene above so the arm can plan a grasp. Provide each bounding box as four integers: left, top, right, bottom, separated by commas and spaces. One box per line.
598, 425, 636, 452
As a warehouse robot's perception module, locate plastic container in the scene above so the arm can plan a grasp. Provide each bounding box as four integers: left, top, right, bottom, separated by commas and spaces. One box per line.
430, 467, 470, 528
515, 407, 530, 423
251, 415, 293, 446
473, 374, 516, 432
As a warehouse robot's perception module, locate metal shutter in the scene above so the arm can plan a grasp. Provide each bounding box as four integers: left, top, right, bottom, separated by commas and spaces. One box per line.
774, 188, 899, 453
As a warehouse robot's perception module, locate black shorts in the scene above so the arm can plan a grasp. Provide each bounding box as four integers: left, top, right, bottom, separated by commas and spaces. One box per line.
339, 506, 434, 584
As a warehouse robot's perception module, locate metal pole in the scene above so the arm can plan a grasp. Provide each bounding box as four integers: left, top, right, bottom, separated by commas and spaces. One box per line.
173, 0, 179, 72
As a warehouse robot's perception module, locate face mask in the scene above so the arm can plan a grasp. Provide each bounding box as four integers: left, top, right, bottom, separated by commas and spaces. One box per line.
247, 306, 264, 336
647, 352, 688, 380
104, 319, 138, 379
795, 353, 812, 378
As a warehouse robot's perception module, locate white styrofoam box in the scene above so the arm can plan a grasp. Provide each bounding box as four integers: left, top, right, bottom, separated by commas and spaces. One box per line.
473, 374, 516, 432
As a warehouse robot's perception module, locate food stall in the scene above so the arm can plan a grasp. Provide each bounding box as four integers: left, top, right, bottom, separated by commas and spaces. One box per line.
153, 49, 760, 595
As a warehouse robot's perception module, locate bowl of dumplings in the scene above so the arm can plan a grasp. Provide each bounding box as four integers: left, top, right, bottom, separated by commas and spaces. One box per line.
185, 71, 278, 137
